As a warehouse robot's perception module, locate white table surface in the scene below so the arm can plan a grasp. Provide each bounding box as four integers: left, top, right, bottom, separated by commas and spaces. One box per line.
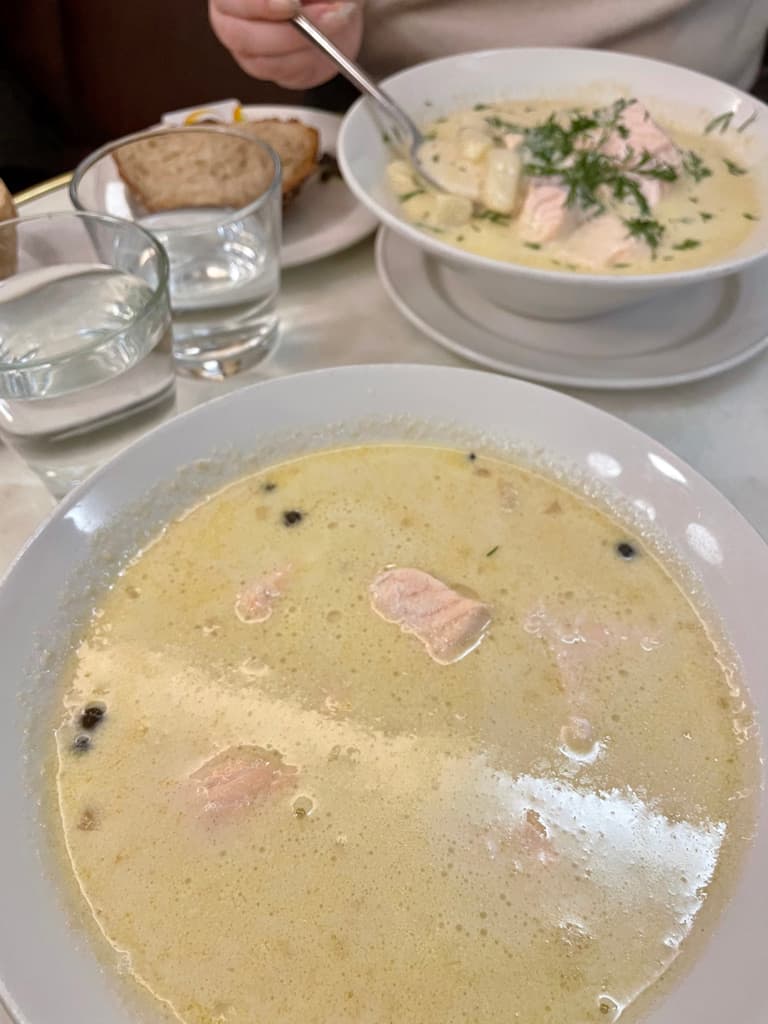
2, 188, 768, 1024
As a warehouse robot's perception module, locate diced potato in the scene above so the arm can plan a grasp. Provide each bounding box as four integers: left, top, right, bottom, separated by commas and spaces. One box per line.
432, 193, 473, 228
458, 126, 493, 162
399, 193, 437, 225
387, 160, 416, 197
482, 148, 522, 214
422, 143, 482, 201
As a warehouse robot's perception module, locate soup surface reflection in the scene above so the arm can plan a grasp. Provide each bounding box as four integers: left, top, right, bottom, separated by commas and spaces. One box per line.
52, 445, 760, 1024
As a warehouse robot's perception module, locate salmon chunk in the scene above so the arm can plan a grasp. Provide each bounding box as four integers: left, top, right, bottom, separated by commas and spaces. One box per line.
234, 567, 289, 624
557, 213, 649, 269
370, 567, 491, 664
519, 182, 580, 243
190, 745, 297, 820
602, 101, 681, 169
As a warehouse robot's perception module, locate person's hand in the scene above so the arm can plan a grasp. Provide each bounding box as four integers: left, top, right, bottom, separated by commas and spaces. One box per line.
209, 0, 364, 89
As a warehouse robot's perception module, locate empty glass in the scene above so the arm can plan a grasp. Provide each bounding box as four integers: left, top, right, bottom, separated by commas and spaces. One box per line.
70, 126, 282, 380
0, 212, 175, 497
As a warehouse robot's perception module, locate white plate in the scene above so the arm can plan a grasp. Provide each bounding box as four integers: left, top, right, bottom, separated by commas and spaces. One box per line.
0, 366, 766, 1024
376, 228, 768, 390
243, 105, 376, 267
20, 107, 377, 270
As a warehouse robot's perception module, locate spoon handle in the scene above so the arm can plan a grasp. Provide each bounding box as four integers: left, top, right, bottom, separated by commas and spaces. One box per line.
291, 12, 415, 133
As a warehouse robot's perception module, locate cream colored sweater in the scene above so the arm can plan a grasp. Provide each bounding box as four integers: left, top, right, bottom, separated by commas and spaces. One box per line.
360, 0, 768, 88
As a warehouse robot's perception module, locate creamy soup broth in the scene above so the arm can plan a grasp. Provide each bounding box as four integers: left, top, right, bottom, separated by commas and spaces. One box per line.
388, 99, 759, 273
51, 445, 759, 1024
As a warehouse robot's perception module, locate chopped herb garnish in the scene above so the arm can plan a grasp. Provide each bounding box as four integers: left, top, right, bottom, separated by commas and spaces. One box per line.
724, 158, 748, 176
682, 151, 712, 182
699, 211, 714, 221
628, 148, 678, 182
381, 132, 390, 145
422, 131, 437, 141
431, 154, 441, 163
689, 196, 700, 204
524, 242, 542, 250
705, 111, 734, 134
672, 238, 701, 250
613, 262, 631, 268
473, 103, 490, 111
738, 110, 758, 133
486, 545, 500, 557
624, 216, 665, 253
474, 209, 511, 226
399, 189, 425, 202
744, 212, 759, 221
262, 481, 277, 493
485, 114, 523, 133
416, 222, 444, 233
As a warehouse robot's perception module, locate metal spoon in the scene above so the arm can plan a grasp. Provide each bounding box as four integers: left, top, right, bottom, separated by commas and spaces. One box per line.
291, 12, 444, 192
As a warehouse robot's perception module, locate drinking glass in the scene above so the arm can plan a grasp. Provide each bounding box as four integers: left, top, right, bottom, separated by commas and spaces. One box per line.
0, 212, 175, 498
70, 126, 282, 380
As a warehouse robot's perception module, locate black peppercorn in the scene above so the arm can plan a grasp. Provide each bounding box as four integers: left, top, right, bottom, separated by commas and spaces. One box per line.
80, 703, 106, 730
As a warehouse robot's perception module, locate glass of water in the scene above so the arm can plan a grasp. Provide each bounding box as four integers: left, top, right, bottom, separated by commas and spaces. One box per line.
0, 212, 175, 498
70, 126, 282, 380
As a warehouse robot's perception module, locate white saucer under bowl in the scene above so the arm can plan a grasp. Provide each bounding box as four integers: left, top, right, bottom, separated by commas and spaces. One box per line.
376, 228, 768, 390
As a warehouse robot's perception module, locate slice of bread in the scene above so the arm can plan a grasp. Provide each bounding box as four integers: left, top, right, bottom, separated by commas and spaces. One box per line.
0, 178, 18, 280
237, 119, 319, 203
114, 120, 319, 214
114, 128, 277, 213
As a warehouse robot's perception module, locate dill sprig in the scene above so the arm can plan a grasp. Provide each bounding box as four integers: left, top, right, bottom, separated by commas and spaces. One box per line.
672, 238, 701, 250
474, 209, 511, 226
724, 158, 748, 176
624, 217, 665, 254
682, 151, 713, 182
705, 111, 734, 134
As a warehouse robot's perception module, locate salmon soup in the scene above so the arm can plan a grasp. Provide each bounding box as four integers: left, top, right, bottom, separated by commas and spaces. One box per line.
50, 445, 760, 1024
388, 98, 759, 273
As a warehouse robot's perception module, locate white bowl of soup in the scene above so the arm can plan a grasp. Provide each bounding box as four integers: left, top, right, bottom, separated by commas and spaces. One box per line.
338, 48, 768, 319
0, 365, 766, 1024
